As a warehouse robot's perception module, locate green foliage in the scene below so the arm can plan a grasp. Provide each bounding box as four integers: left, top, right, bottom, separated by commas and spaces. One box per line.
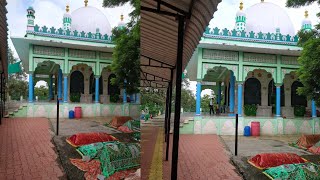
286, 0, 319, 8
294, 105, 306, 117
34, 85, 48, 100
286, 0, 320, 106
244, 104, 257, 116
8, 78, 28, 101
7, 47, 28, 100
201, 95, 211, 113
140, 90, 165, 116
296, 38, 320, 105
180, 88, 196, 112
103, 0, 140, 95
110, 93, 120, 103
70, 92, 81, 102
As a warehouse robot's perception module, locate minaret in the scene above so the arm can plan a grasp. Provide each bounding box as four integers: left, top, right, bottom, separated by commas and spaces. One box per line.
63, 4, 72, 31
301, 10, 312, 31
235, 1, 246, 32
118, 14, 126, 30
27, 6, 35, 31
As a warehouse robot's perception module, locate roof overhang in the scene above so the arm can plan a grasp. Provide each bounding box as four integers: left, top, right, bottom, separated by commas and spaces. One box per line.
11, 35, 115, 73
140, 0, 222, 88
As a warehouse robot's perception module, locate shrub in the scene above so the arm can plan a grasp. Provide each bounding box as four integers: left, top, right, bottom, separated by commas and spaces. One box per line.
110, 93, 120, 103
294, 106, 306, 117
70, 93, 81, 102
244, 104, 257, 116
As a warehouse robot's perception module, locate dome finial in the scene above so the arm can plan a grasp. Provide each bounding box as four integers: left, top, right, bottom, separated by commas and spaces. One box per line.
66, 5, 69, 12
261, 0, 264, 2
120, 14, 124, 21
304, 10, 308, 18
84, 0, 88, 7
239, 1, 243, 10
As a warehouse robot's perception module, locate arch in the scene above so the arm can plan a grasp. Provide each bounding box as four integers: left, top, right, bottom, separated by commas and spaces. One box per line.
244, 78, 261, 105
291, 81, 307, 107
203, 66, 237, 82
34, 80, 49, 101
70, 70, 84, 94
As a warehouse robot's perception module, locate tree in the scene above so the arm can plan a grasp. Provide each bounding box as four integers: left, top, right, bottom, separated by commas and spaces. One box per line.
201, 94, 211, 113
286, 0, 320, 105
103, 0, 140, 95
7, 47, 28, 101
34, 85, 49, 101
140, 88, 166, 116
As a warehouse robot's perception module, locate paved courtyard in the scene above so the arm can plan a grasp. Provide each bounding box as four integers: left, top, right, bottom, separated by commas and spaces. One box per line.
221, 135, 320, 179
0, 118, 65, 180
141, 121, 242, 180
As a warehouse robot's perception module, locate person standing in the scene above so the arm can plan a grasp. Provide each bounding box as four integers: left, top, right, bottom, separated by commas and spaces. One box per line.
209, 97, 214, 115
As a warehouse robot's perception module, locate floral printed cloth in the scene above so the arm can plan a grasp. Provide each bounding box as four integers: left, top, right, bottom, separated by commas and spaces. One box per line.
263, 163, 320, 180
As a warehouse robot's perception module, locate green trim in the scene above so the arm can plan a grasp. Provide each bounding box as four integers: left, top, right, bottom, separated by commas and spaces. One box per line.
29, 45, 34, 72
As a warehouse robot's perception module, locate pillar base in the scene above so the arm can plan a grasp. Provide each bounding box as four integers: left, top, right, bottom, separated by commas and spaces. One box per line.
80, 94, 92, 103
257, 105, 272, 117
100, 95, 110, 104
281, 106, 294, 118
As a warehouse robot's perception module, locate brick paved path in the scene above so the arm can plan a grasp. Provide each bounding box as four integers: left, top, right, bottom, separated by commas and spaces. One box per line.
163, 135, 242, 180
141, 126, 160, 180
0, 118, 65, 180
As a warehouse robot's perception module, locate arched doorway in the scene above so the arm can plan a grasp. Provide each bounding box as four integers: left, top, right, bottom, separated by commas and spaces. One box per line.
70, 71, 84, 102
244, 78, 261, 105
291, 81, 307, 106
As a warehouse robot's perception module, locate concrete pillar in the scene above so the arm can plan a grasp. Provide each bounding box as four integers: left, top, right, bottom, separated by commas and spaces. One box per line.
123, 79, 127, 103
58, 69, 62, 102
237, 83, 243, 116
28, 73, 34, 103
135, 93, 140, 104
312, 100, 317, 118
229, 72, 235, 113
63, 75, 68, 103
276, 85, 281, 117
95, 76, 99, 103
196, 81, 202, 115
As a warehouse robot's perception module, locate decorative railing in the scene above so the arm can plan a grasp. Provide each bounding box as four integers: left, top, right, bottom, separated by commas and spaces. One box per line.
27, 24, 113, 44
203, 27, 299, 46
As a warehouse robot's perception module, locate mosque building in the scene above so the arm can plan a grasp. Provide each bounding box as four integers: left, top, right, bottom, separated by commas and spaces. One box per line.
10, 1, 140, 118
185, 0, 318, 135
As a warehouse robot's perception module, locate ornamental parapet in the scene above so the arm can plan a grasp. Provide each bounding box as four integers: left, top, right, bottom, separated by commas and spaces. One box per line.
203, 27, 298, 46
27, 24, 113, 44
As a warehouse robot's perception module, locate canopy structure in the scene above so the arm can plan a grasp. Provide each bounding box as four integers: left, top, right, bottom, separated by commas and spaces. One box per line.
141, 0, 221, 179
141, 0, 221, 88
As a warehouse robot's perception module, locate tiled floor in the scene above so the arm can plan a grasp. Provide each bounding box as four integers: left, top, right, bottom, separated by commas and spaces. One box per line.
141, 121, 242, 180
0, 118, 65, 180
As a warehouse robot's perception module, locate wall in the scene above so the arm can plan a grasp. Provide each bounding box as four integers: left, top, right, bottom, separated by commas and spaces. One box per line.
191, 116, 319, 135
16, 103, 140, 118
